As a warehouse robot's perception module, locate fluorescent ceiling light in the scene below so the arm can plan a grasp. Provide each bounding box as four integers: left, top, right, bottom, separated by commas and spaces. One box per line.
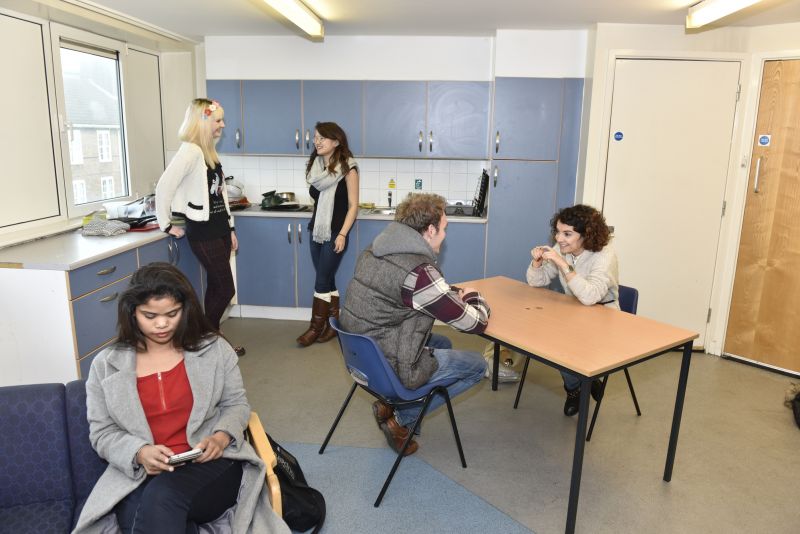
264, 0, 324, 37
686, 0, 764, 29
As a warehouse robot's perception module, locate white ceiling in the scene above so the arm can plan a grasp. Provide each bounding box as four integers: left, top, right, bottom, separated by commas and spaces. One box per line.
92, 0, 800, 41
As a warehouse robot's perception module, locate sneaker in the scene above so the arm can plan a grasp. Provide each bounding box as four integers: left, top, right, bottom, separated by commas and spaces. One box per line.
564, 386, 580, 416
484, 363, 521, 383
590, 379, 604, 402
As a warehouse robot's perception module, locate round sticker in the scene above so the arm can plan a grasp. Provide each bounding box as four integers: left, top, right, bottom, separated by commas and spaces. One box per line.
758, 135, 771, 146
614, 131, 624, 141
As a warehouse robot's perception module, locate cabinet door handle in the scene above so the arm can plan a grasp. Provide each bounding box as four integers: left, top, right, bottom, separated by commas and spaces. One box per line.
167, 239, 174, 264
493, 167, 498, 187
235, 128, 242, 149
495, 131, 500, 153
96, 266, 117, 276
99, 292, 119, 303
429, 130, 434, 152
295, 129, 300, 150
419, 131, 423, 152
287, 224, 292, 244
753, 156, 762, 193
305, 129, 310, 150
297, 223, 302, 244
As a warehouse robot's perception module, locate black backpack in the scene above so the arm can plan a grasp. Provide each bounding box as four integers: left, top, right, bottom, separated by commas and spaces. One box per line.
266, 434, 326, 533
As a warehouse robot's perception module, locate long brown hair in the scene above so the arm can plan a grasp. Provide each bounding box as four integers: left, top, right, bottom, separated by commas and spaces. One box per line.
116, 262, 215, 352
305, 122, 354, 176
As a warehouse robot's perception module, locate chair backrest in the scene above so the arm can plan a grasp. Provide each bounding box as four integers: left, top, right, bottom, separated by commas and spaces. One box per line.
618, 285, 639, 315
329, 318, 430, 401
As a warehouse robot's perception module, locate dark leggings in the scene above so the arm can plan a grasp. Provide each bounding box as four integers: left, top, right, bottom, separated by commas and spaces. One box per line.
114, 458, 243, 534
189, 235, 235, 329
309, 238, 346, 293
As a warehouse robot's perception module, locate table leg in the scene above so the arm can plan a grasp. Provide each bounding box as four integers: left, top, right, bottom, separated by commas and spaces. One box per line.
664, 341, 693, 481
565, 377, 591, 534
492, 342, 500, 391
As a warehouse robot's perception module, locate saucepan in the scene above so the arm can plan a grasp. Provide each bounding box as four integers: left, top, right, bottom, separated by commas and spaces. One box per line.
276, 191, 296, 202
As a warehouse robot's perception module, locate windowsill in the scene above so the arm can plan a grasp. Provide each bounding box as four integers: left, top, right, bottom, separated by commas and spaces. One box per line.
0, 218, 84, 251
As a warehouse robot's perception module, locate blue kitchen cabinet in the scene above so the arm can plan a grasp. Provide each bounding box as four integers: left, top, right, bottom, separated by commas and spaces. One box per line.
136, 239, 171, 266
556, 78, 584, 209
206, 80, 243, 153
303, 81, 363, 155
295, 221, 316, 307
427, 81, 490, 159
243, 80, 302, 154
439, 222, 486, 283
235, 217, 296, 306
172, 237, 205, 302
486, 161, 558, 281
493, 77, 564, 161
364, 81, 426, 157
357, 219, 390, 252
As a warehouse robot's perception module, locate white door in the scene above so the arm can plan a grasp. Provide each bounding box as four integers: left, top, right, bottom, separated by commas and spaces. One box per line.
602, 59, 741, 348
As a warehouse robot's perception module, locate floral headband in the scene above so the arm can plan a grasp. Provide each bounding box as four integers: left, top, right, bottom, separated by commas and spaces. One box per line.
202, 100, 220, 119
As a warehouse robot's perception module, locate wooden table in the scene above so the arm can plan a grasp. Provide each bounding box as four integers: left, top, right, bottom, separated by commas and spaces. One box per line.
464, 276, 698, 534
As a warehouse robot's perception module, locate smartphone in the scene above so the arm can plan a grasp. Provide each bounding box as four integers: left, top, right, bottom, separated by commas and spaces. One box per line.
167, 448, 203, 465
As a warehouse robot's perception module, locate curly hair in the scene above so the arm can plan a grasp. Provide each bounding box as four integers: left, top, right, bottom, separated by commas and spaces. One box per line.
550, 204, 610, 252
395, 193, 446, 234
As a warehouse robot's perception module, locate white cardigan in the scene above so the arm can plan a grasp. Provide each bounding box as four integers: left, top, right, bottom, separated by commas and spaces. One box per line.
155, 142, 233, 232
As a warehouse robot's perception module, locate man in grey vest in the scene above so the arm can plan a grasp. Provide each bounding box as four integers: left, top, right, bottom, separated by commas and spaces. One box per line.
340, 193, 490, 455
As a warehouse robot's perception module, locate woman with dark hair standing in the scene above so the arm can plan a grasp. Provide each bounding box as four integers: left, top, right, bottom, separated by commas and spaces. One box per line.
155, 98, 245, 357
526, 204, 619, 416
74, 263, 288, 534
296, 122, 359, 346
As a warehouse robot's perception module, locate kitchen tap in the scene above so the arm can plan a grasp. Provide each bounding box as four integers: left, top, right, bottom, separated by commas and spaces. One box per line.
388, 191, 392, 208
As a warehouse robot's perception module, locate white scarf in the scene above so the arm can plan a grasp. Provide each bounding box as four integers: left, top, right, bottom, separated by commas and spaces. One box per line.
306, 157, 357, 244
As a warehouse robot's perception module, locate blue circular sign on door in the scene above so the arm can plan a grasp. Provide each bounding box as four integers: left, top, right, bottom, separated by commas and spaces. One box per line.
614, 131, 624, 141
758, 135, 771, 146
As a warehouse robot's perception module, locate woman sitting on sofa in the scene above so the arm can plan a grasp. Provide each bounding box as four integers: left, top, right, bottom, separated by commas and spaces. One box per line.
74, 262, 288, 534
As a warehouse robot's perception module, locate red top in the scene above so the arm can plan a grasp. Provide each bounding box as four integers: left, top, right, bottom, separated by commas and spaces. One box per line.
137, 359, 193, 454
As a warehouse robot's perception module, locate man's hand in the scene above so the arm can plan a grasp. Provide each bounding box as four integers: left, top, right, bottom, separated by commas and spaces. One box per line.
136, 444, 175, 475
194, 432, 231, 463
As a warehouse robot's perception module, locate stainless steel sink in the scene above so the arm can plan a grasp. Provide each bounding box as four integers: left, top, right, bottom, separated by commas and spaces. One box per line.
370, 208, 396, 215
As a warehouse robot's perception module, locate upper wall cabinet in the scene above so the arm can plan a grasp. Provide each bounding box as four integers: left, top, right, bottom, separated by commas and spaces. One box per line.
303, 81, 364, 155
365, 81, 490, 159
493, 77, 564, 161
207, 80, 243, 154
243, 80, 303, 154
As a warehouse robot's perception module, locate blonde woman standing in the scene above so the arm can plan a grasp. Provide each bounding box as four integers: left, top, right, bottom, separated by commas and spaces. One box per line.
155, 98, 244, 356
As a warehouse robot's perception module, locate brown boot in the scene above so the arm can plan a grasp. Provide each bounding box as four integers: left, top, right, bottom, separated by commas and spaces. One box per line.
372, 400, 393, 427
296, 297, 329, 347
380, 416, 419, 456
316, 295, 340, 343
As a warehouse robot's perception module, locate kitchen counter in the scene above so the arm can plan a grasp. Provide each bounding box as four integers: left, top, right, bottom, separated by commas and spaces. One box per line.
0, 228, 166, 271
233, 204, 487, 223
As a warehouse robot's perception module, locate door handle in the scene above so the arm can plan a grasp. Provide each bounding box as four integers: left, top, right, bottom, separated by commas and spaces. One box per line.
235, 129, 241, 149
418, 131, 423, 152
96, 266, 117, 276
429, 131, 434, 153
99, 292, 119, 303
495, 131, 500, 153
753, 156, 762, 193
305, 129, 310, 150
493, 167, 498, 187
287, 224, 292, 244
297, 223, 302, 244
295, 129, 300, 150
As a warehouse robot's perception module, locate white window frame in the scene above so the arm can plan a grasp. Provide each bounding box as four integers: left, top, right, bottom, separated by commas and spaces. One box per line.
97, 130, 112, 162
51, 23, 132, 218
73, 180, 87, 204
68, 129, 83, 164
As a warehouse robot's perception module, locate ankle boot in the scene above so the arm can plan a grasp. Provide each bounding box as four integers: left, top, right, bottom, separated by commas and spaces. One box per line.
296, 297, 329, 347
316, 295, 340, 343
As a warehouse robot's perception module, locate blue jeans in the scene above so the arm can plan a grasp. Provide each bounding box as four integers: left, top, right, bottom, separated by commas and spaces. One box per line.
309, 238, 347, 293
562, 371, 580, 390
394, 335, 486, 428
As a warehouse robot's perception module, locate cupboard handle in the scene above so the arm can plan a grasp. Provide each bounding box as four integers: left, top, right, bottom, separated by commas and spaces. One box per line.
753, 157, 762, 193
96, 266, 116, 276
167, 239, 174, 264
419, 131, 423, 152
493, 167, 498, 187
297, 223, 302, 244
295, 129, 300, 150
287, 224, 292, 244
429, 130, 434, 152
305, 129, 310, 150
495, 131, 500, 153
99, 292, 118, 303
235, 129, 241, 149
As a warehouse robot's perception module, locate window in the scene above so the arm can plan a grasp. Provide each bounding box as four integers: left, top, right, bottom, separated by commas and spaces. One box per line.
73, 180, 87, 204
100, 176, 115, 198
97, 130, 111, 162
68, 130, 83, 164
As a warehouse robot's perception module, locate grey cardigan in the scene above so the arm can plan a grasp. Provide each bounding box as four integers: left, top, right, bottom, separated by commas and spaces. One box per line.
72, 338, 289, 534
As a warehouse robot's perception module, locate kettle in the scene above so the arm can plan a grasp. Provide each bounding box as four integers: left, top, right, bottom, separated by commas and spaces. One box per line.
260, 191, 284, 209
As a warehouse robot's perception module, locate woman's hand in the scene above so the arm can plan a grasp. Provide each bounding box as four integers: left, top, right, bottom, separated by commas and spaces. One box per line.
168, 226, 185, 238
539, 246, 569, 271
230, 231, 239, 252
136, 444, 175, 475
194, 431, 231, 463
333, 234, 346, 253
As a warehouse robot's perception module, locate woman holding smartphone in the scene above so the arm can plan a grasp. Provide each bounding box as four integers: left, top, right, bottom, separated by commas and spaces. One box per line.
74, 263, 288, 534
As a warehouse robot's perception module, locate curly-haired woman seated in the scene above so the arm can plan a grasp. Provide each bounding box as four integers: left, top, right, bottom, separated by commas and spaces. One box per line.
526, 204, 619, 417
73, 262, 289, 534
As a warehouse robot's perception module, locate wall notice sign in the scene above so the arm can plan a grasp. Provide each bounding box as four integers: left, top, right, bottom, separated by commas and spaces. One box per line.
388, 178, 396, 189
614, 131, 624, 141
758, 135, 771, 146
414, 178, 423, 190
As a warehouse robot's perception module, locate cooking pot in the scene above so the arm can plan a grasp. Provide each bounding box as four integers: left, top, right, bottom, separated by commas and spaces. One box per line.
260, 191, 284, 209
276, 191, 296, 202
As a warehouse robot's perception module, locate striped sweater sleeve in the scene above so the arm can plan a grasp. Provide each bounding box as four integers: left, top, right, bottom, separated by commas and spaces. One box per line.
401, 263, 490, 334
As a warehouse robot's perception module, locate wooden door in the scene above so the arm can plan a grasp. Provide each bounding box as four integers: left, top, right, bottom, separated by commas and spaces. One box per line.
602, 59, 741, 348
724, 60, 800, 373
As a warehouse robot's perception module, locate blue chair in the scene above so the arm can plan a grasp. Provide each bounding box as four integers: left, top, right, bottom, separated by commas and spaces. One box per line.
319, 318, 467, 507
512, 285, 643, 441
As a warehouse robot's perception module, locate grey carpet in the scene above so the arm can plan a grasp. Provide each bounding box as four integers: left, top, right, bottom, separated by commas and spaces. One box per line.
285, 442, 534, 534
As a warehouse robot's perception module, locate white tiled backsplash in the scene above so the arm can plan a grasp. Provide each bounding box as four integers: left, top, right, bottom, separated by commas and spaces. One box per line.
210, 155, 489, 206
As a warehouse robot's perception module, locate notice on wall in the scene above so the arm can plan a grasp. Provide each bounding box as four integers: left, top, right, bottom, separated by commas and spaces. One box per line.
758, 134, 771, 146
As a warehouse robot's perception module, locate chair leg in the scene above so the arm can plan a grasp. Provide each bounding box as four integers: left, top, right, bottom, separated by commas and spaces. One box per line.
624, 368, 642, 416
374, 393, 436, 507
513, 357, 531, 409
586, 375, 609, 442
319, 383, 357, 454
